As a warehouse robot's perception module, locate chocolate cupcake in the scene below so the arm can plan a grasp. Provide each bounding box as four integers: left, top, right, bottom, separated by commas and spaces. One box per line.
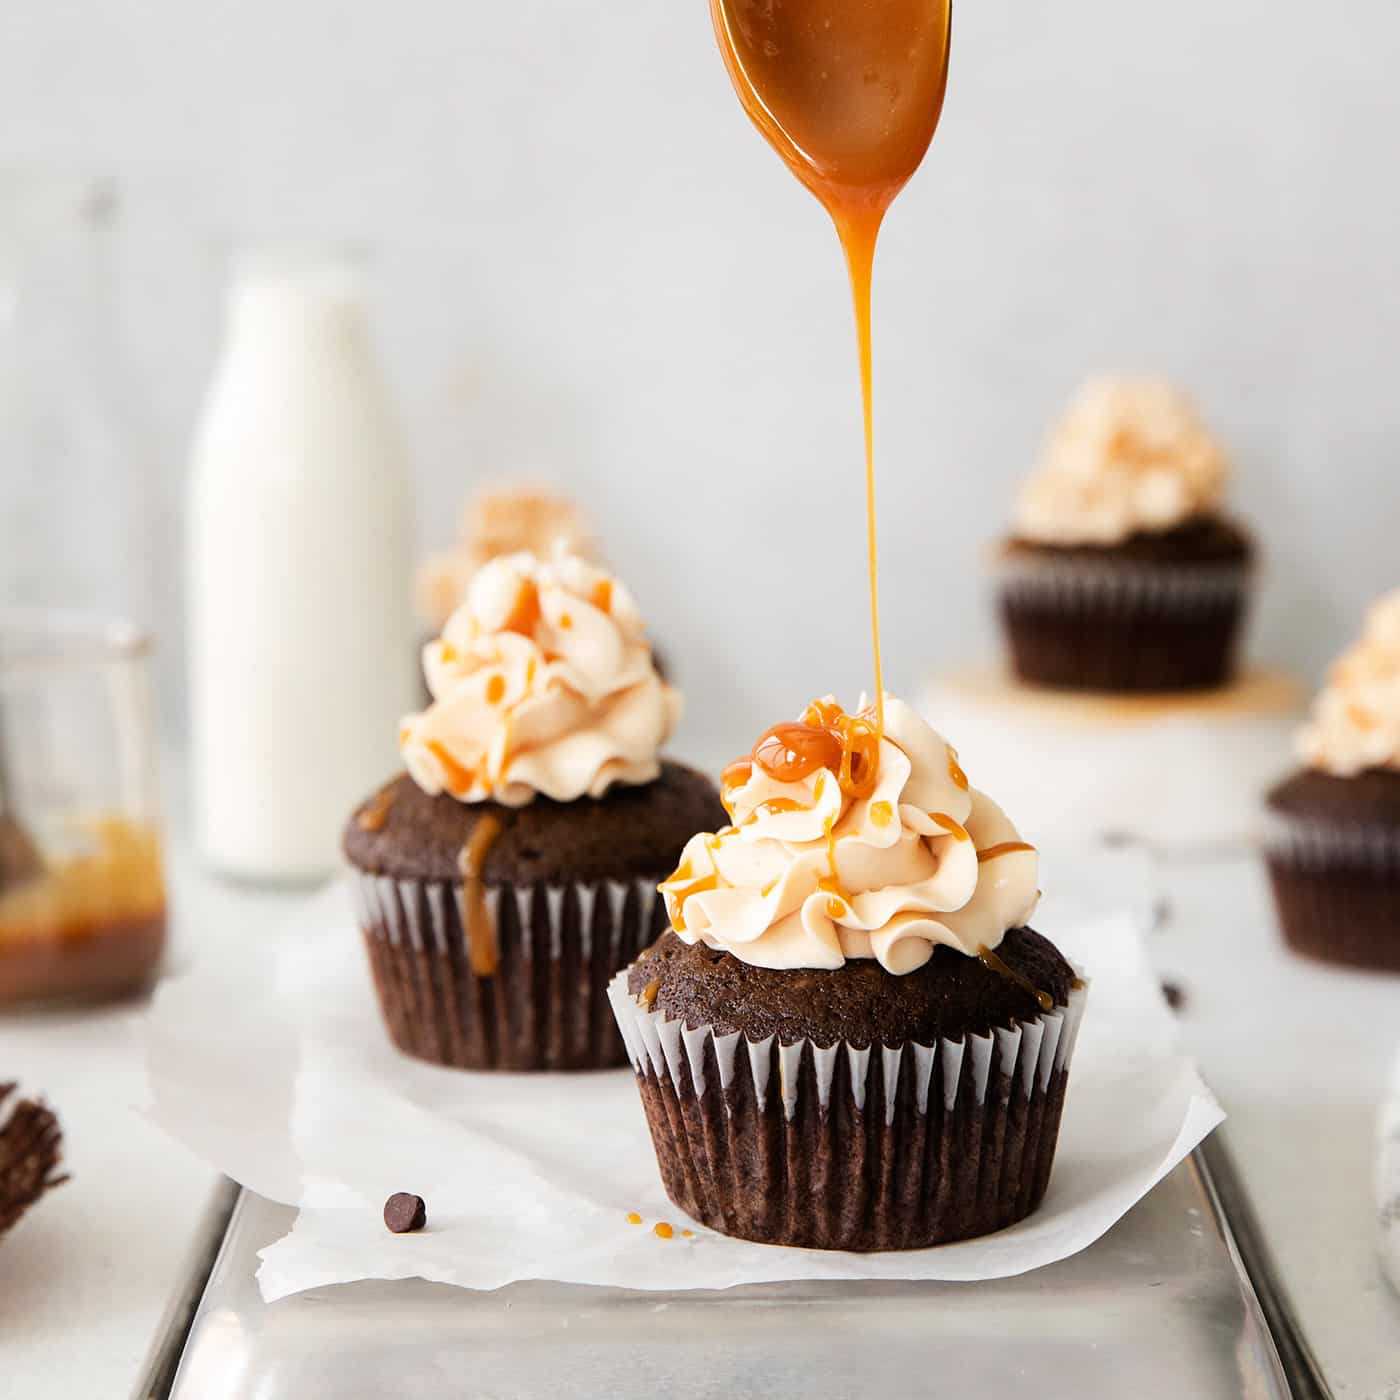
1265, 591, 1400, 972
610, 696, 1087, 1251
997, 377, 1254, 693
345, 551, 726, 1070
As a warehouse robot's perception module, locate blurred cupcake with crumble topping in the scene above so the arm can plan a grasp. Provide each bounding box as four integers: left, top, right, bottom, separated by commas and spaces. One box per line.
1265, 589, 1400, 971
998, 376, 1255, 692
344, 550, 725, 1071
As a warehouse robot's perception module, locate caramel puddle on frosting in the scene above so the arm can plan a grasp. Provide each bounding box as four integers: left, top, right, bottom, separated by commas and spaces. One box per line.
977, 944, 1053, 1012
458, 813, 504, 976
711, 0, 952, 738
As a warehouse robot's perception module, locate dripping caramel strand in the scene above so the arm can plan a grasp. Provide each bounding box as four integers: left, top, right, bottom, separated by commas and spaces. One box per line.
459, 814, 504, 977
356, 787, 396, 833
977, 944, 1053, 1012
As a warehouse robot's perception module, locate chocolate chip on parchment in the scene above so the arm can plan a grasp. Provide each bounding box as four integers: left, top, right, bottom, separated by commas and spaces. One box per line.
1160, 980, 1187, 1012
383, 1192, 427, 1234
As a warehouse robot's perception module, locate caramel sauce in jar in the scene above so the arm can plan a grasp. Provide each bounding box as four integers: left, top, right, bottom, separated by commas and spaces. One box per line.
0, 816, 167, 1006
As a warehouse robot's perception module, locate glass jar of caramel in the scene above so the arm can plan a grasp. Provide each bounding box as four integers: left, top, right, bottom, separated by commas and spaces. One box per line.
0, 613, 166, 1006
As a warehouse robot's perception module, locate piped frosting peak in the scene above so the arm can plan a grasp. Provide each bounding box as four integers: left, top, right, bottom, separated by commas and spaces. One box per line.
400, 551, 679, 807
661, 696, 1039, 974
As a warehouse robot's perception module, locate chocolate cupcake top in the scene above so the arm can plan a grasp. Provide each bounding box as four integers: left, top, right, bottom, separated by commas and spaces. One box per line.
399, 551, 679, 808
345, 761, 727, 885
660, 696, 1040, 976
1013, 376, 1230, 547
630, 926, 1075, 1046
1296, 589, 1400, 778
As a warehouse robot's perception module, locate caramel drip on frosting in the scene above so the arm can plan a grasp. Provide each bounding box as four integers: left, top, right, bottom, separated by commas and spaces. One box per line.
459, 814, 504, 976
930, 812, 971, 842
427, 741, 475, 799
977, 841, 1036, 863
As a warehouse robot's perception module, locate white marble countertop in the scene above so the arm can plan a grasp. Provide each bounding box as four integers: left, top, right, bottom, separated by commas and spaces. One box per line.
1, 840, 1397, 1398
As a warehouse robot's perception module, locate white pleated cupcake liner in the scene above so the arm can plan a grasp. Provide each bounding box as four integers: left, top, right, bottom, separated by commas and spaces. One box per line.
608, 968, 1088, 1249
1262, 812, 1400, 876
352, 870, 667, 1071
997, 554, 1251, 614
608, 972, 1088, 1122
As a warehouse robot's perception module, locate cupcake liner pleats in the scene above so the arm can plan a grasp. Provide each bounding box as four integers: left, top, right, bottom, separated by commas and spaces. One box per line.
608, 972, 1087, 1250
1264, 815, 1400, 972
997, 556, 1250, 612
997, 557, 1251, 692
353, 872, 668, 1071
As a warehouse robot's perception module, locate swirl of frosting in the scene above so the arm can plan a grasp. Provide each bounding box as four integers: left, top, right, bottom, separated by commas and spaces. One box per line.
1014, 376, 1229, 546
417, 484, 596, 629
400, 551, 680, 806
1297, 589, 1400, 777
660, 697, 1039, 975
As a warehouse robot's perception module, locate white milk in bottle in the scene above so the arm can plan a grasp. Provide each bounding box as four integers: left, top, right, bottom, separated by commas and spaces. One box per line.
188, 251, 414, 882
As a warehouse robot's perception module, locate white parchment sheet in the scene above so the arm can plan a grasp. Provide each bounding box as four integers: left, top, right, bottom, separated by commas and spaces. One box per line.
139, 874, 1221, 1301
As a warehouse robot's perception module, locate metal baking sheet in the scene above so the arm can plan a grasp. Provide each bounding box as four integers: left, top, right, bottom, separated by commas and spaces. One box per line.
136, 1134, 1328, 1399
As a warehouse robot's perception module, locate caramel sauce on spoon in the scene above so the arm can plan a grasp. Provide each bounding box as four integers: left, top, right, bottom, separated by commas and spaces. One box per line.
711, 0, 953, 735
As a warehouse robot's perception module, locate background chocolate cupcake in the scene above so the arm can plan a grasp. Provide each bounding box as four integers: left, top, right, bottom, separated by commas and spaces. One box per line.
1265, 590, 1400, 971
346, 550, 725, 1071
610, 695, 1086, 1251
997, 376, 1254, 692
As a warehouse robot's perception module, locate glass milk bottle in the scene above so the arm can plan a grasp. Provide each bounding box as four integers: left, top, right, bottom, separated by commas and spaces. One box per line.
188, 250, 414, 883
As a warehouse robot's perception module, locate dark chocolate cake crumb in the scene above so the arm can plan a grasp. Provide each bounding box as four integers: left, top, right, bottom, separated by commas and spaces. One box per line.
629, 927, 1076, 1048
1003, 513, 1253, 567
1266, 766, 1400, 825
344, 760, 726, 886
383, 1192, 427, 1234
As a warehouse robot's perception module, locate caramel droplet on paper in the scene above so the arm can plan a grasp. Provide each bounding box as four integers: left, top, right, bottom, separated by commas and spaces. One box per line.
653, 1221, 674, 1240
626, 1212, 642, 1225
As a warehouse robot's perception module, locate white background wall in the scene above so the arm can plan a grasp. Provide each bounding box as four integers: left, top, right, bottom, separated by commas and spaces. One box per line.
3, 1, 1398, 756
